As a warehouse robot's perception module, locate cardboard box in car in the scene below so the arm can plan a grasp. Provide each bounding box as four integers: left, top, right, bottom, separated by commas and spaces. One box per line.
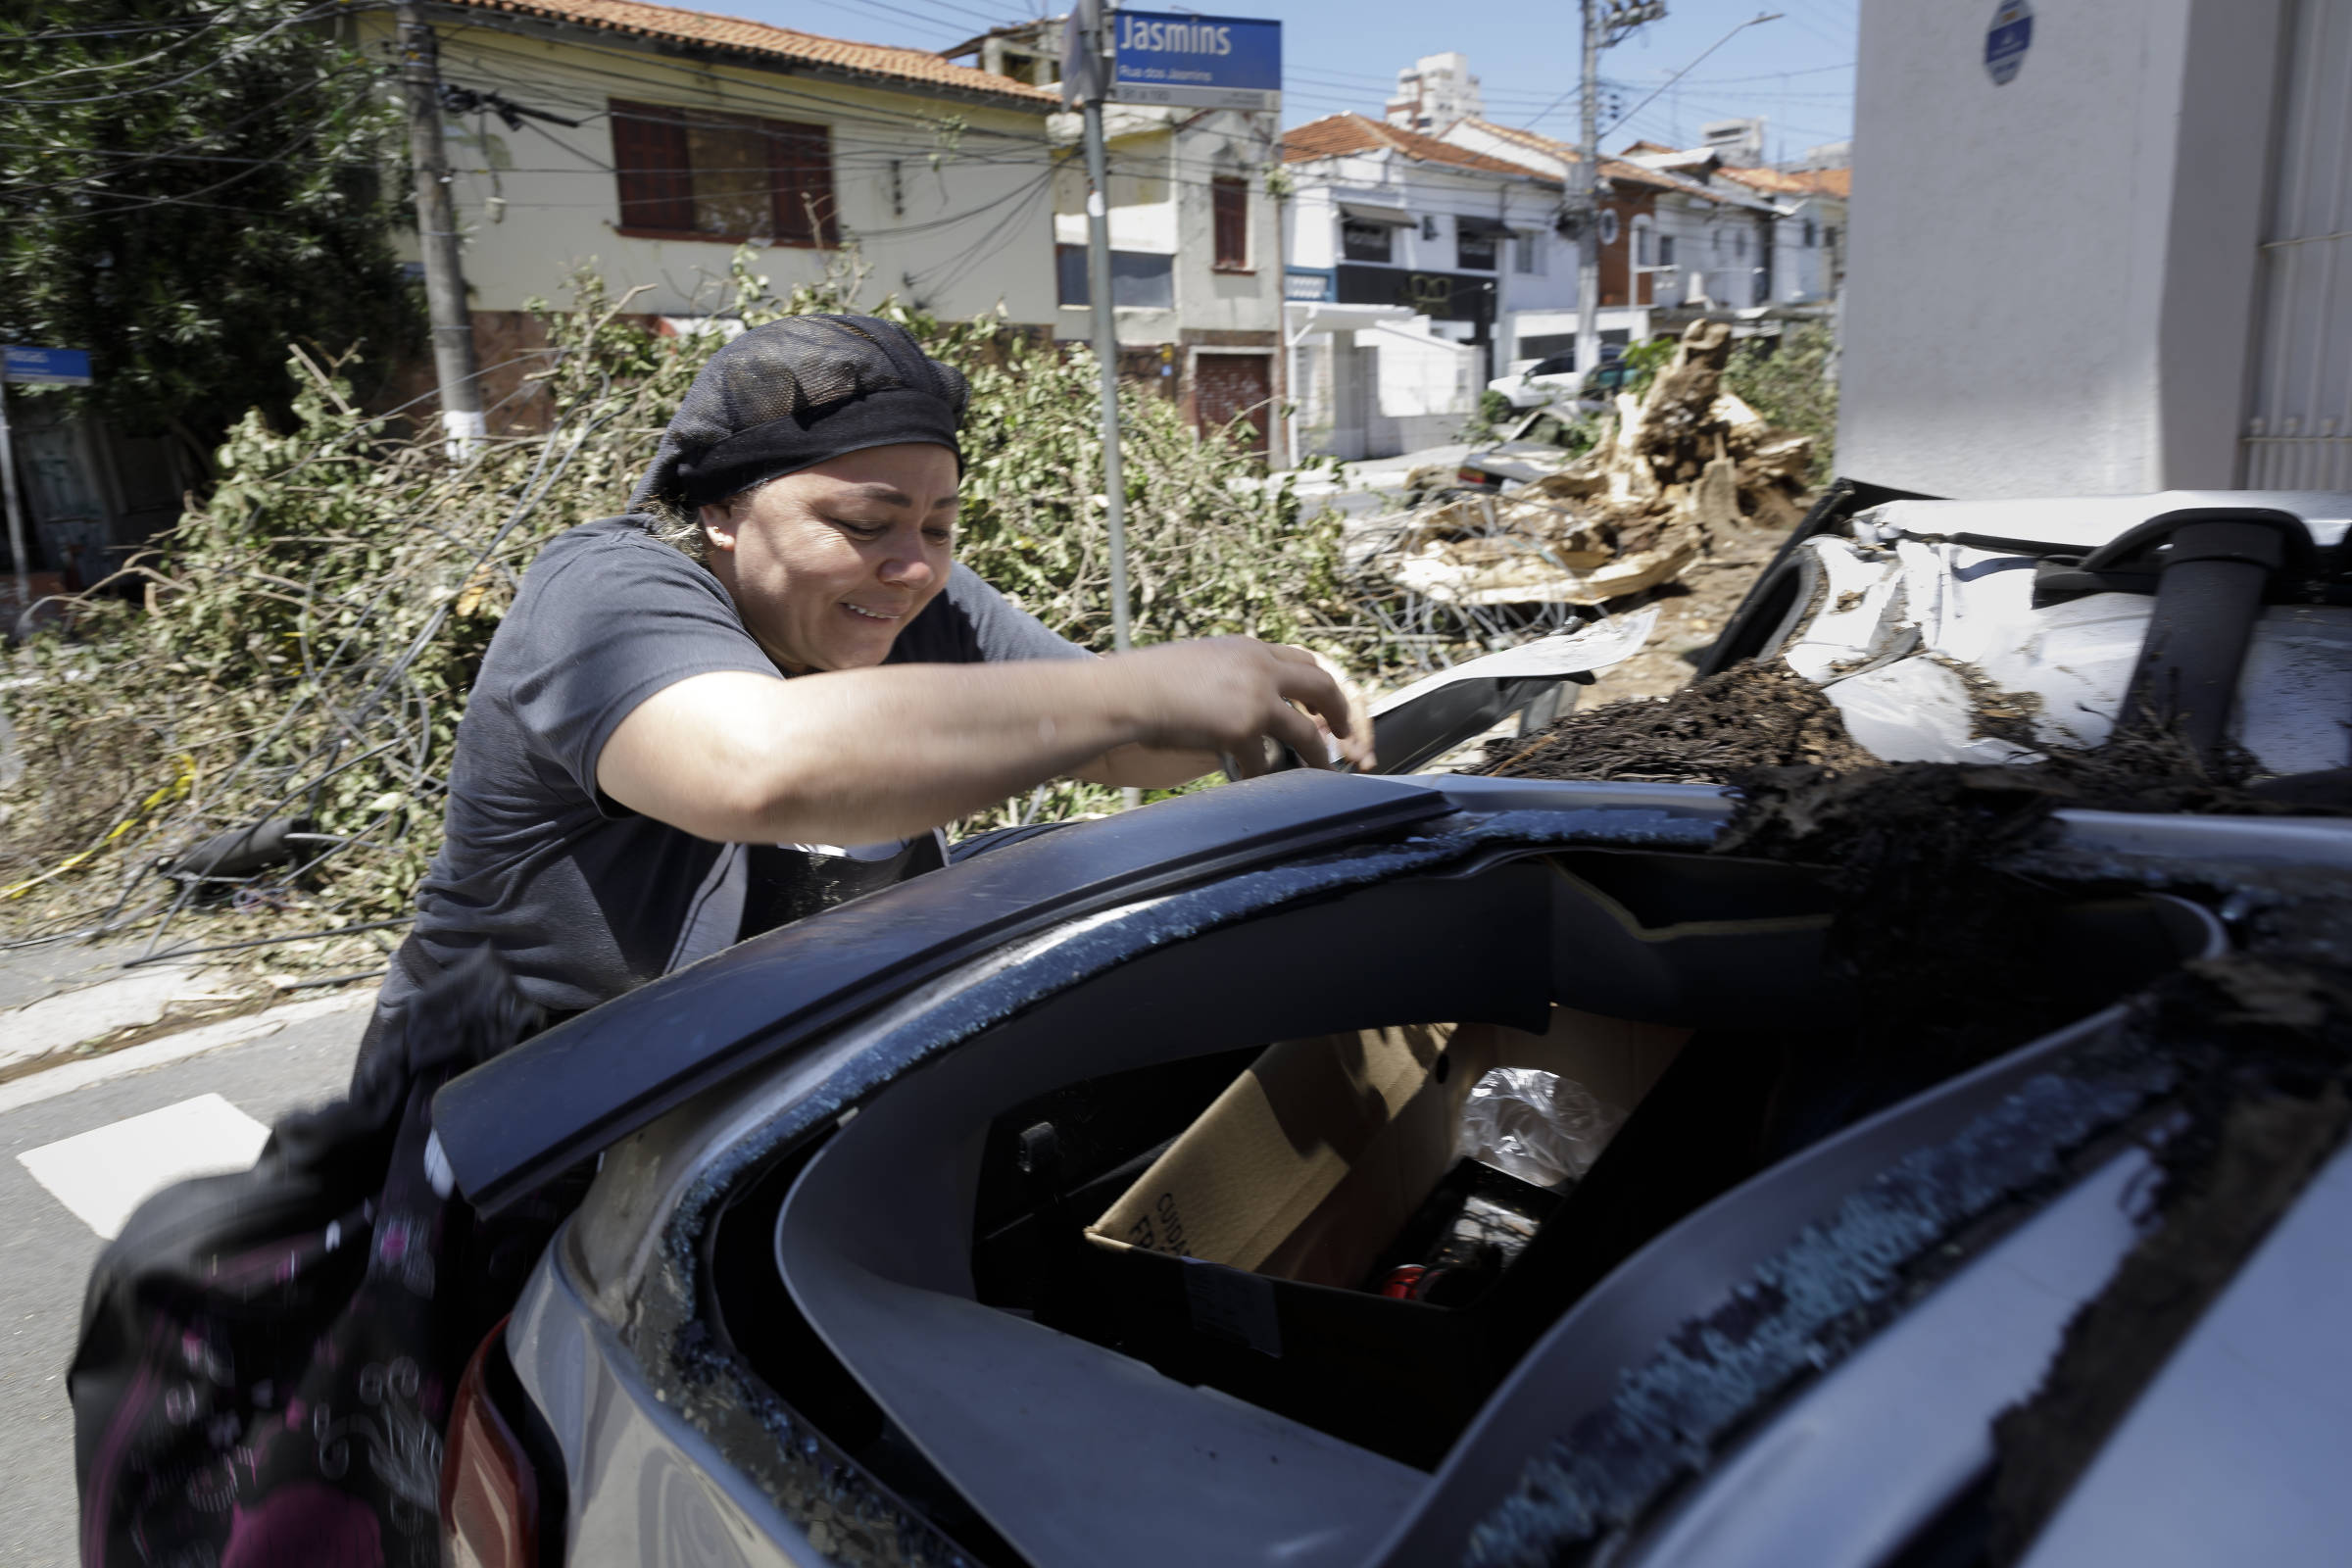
1087, 1009, 1686, 1289
1070, 1008, 1688, 1465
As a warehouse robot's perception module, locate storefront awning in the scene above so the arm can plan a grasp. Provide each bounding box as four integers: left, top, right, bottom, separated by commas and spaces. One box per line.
1285, 300, 1416, 340
1338, 202, 1415, 227
1454, 215, 1515, 236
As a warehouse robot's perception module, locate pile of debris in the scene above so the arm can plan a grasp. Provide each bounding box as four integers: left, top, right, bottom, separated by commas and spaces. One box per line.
1372, 321, 1815, 607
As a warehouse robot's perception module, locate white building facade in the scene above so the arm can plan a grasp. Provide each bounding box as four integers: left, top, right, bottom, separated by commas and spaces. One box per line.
358, 2, 1071, 427
1841, 0, 2351, 495
359, 2, 1285, 455
1280, 115, 1570, 458
950, 20, 1287, 455
1039, 103, 1287, 453
1443, 122, 1797, 358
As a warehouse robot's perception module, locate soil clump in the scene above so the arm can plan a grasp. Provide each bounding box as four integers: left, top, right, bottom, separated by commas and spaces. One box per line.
1474, 656, 2352, 816
1473, 662, 1873, 782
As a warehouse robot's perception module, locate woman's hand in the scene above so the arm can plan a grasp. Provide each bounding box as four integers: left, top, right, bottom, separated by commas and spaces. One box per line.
1099, 638, 1375, 776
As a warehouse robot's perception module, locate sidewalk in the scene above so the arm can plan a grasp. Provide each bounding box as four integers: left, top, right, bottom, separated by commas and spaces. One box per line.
0, 941, 377, 1095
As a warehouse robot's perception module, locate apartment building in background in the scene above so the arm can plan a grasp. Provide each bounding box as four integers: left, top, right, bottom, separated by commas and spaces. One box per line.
1280, 114, 1569, 458
1384, 52, 1484, 135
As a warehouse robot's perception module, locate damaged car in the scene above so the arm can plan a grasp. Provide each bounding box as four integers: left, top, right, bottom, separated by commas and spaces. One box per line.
427, 490, 2352, 1568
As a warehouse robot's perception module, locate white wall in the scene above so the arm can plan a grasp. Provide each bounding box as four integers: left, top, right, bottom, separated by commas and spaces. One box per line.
1046, 110, 1283, 344
1840, 0, 2285, 496
1770, 197, 1838, 304
1173, 112, 1285, 338
371, 18, 1062, 326
1281, 152, 1570, 314
2242, 0, 2352, 489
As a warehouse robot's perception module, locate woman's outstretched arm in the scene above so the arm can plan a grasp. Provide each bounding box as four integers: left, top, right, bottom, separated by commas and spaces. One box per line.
596, 637, 1373, 845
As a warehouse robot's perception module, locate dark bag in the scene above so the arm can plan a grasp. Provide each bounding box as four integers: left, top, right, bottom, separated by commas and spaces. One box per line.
69, 951, 567, 1568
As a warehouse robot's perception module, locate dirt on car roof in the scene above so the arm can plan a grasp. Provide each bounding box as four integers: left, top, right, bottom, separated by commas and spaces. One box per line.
1473, 661, 1876, 782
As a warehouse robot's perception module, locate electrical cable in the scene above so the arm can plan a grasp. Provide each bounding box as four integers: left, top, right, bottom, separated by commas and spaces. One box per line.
0, 65, 384, 205
5, 83, 387, 216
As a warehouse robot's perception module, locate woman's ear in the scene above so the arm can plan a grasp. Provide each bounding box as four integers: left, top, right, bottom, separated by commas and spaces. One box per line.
699, 500, 738, 555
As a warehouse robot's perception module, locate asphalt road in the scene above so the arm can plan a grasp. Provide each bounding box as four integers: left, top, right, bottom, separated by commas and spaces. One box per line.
0, 1006, 366, 1568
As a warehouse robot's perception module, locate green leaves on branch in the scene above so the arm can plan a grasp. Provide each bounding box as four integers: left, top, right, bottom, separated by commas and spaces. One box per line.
0, 0, 414, 446
0, 258, 1354, 956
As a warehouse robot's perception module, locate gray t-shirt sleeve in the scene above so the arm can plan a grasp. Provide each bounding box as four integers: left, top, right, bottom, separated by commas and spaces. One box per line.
498, 527, 780, 799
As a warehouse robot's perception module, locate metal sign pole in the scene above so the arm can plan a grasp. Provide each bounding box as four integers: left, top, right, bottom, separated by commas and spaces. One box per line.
1575, 0, 1602, 384
1073, 0, 1140, 808
1082, 97, 1133, 666
0, 386, 27, 622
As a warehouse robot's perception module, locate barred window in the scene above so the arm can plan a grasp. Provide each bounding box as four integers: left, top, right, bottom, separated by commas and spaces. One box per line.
1212, 176, 1250, 270
611, 99, 836, 248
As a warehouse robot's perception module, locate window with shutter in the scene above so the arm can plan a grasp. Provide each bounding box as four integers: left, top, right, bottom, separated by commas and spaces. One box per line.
1211, 176, 1249, 270
609, 100, 836, 248
768, 120, 838, 248
612, 101, 692, 233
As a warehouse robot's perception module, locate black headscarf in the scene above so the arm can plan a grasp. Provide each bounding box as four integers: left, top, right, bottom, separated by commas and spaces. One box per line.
629, 314, 971, 514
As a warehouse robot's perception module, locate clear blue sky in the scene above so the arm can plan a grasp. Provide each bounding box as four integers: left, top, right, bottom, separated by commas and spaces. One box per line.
723, 0, 1858, 162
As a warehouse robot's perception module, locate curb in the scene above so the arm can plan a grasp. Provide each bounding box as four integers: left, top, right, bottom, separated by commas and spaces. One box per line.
0, 989, 377, 1118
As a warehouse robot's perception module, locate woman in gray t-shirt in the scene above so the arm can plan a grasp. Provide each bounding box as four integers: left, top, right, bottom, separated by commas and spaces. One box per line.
363, 315, 1367, 1057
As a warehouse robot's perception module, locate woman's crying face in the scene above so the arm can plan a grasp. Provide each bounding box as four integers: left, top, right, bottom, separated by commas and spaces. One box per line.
699, 442, 959, 673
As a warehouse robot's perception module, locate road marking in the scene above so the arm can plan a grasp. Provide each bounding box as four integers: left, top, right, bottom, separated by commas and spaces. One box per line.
19, 1094, 270, 1239
0, 988, 374, 1118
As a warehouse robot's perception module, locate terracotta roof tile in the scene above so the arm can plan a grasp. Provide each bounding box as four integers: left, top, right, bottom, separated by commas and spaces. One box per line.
1456, 119, 1749, 204
1281, 114, 1558, 182
1718, 163, 1850, 199
441, 0, 1060, 105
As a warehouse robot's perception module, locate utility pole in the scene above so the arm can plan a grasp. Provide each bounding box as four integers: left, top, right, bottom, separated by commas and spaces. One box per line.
1065, 0, 1139, 807
1574, 1, 1667, 381
394, 1, 484, 457
1, 388, 27, 622
1574, 0, 1604, 384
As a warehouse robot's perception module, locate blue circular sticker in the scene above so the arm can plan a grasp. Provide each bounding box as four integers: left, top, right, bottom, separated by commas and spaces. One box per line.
1985, 0, 2034, 85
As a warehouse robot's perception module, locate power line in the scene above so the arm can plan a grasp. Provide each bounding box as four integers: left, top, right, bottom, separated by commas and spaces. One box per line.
0, 61, 384, 203
813, 0, 972, 46
1, 78, 391, 215
1666, 60, 1852, 84
1595, 13, 1791, 137
820, 0, 1018, 31
428, 33, 1054, 146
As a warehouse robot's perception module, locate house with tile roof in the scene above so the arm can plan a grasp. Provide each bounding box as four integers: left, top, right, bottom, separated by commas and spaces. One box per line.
355, 0, 1067, 426
1440, 121, 1843, 350
1279, 114, 1573, 458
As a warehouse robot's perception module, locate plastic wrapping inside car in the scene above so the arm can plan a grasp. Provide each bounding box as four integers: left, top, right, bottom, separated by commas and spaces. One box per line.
752, 850, 2222, 1568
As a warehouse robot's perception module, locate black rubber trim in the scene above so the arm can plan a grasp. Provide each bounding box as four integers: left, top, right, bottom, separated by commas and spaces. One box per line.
1371, 673, 1594, 776
434, 771, 1450, 1212
1691, 475, 1941, 678
2115, 509, 2310, 757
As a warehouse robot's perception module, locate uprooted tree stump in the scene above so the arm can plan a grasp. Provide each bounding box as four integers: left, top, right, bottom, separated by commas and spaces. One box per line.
1373, 320, 1819, 608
